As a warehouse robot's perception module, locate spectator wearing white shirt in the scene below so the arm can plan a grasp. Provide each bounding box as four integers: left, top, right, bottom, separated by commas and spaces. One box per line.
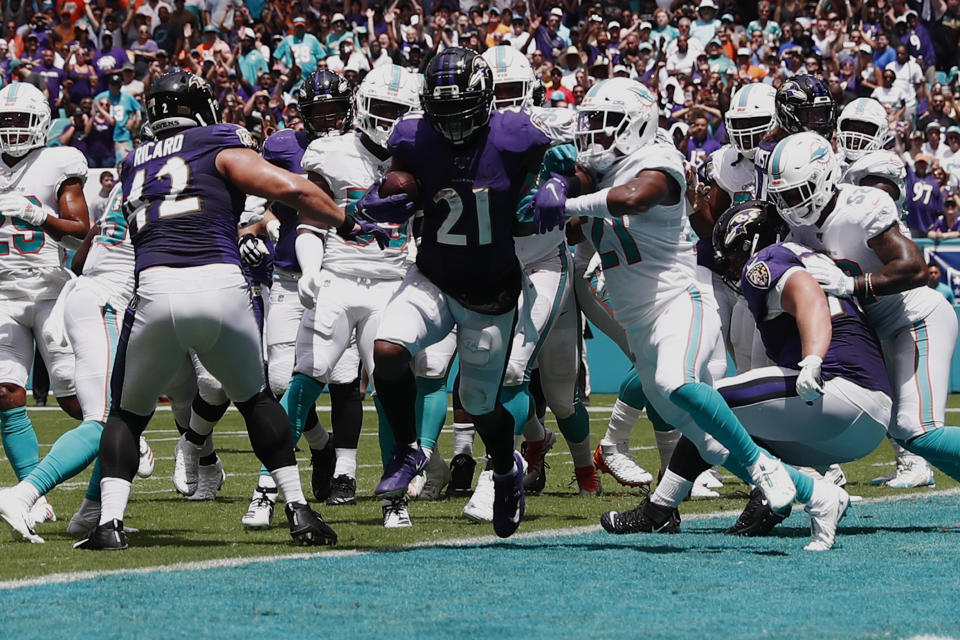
922, 123, 948, 161
666, 18, 704, 59
885, 45, 924, 124
872, 68, 909, 124
941, 126, 960, 196
666, 35, 698, 77
87, 171, 116, 224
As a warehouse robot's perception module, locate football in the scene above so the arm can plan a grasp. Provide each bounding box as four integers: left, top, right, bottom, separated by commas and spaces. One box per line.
378, 170, 420, 200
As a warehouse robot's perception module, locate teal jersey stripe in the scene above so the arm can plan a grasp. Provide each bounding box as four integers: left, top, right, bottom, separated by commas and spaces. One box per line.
683, 286, 704, 383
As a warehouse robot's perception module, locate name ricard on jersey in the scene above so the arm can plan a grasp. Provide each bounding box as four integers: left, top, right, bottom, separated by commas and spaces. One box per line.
133, 134, 185, 166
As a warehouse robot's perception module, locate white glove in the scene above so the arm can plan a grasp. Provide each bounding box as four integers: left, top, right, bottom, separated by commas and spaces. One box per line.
266, 218, 281, 244
796, 355, 825, 404
297, 266, 323, 309
239, 195, 267, 227
238, 234, 268, 267
805, 260, 855, 297
0, 194, 48, 226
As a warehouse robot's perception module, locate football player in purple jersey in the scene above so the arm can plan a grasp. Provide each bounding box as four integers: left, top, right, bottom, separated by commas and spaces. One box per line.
77, 70, 380, 550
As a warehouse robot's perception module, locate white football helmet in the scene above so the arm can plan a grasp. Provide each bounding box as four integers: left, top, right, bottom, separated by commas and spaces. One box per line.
0, 82, 51, 157
767, 131, 841, 226
726, 83, 777, 159
482, 45, 535, 109
575, 78, 658, 173
841, 149, 907, 212
837, 98, 890, 162
355, 64, 421, 148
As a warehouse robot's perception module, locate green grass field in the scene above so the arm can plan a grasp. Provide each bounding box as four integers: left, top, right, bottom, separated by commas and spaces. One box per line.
1, 394, 956, 583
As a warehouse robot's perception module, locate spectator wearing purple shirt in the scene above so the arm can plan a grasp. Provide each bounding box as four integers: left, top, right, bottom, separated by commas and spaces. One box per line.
907, 154, 944, 236
901, 10, 936, 77
680, 114, 722, 171
33, 48, 64, 112
535, 8, 567, 62
929, 197, 960, 239
92, 33, 130, 88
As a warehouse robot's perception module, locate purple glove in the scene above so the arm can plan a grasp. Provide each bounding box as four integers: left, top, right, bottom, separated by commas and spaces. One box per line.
337, 215, 391, 249
355, 176, 418, 224
533, 173, 570, 234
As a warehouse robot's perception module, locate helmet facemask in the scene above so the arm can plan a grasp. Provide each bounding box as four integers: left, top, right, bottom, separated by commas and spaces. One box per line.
727, 114, 774, 159
423, 86, 492, 145
303, 98, 352, 138
492, 80, 531, 109
575, 108, 627, 173
357, 96, 412, 147
0, 110, 46, 157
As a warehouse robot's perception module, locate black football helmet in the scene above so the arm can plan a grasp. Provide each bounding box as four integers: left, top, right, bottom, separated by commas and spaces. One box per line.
421, 47, 494, 145
298, 69, 354, 139
712, 199, 789, 292
775, 74, 837, 136
146, 70, 220, 134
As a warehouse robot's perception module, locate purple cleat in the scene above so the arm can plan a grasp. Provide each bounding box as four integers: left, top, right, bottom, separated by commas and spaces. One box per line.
375, 443, 427, 497
492, 452, 526, 539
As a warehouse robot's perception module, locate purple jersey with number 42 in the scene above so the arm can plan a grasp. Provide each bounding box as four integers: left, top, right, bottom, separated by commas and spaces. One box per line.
262, 128, 310, 273
121, 123, 255, 274
741, 242, 892, 396
388, 108, 550, 310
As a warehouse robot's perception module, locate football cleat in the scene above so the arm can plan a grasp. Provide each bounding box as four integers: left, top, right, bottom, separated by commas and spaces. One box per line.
823, 464, 847, 488
879, 460, 935, 489
327, 475, 357, 506
803, 481, 849, 551
0, 488, 44, 543
593, 442, 652, 487
188, 457, 225, 501
29, 496, 56, 525
419, 452, 452, 501
137, 436, 155, 478
375, 443, 427, 498
573, 465, 603, 496
522, 428, 557, 494
73, 519, 128, 550
725, 487, 790, 536
492, 452, 525, 538
241, 482, 278, 529
462, 465, 495, 523
447, 453, 477, 498
600, 497, 681, 535
690, 469, 721, 499
173, 435, 199, 496
66, 499, 101, 536
407, 470, 426, 499
285, 502, 337, 545
310, 440, 337, 503
381, 495, 413, 528
746, 452, 796, 511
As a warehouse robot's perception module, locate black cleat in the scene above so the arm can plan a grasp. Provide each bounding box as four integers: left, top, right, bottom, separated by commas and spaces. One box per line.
285, 502, 337, 546
446, 453, 477, 498
520, 440, 548, 495
600, 497, 681, 534
326, 475, 357, 506
73, 519, 128, 550
725, 487, 791, 536
310, 440, 336, 503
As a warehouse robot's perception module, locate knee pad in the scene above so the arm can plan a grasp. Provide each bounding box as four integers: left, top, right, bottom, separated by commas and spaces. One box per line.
457, 381, 496, 417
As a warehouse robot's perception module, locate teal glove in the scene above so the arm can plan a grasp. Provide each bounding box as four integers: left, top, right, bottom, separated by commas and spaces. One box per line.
540, 144, 578, 181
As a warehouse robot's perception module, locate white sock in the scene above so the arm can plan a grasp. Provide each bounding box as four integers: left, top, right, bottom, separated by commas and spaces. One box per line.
12, 481, 41, 507
601, 399, 642, 446
198, 435, 215, 458
654, 429, 682, 473
303, 424, 330, 451
189, 410, 217, 437
651, 469, 693, 508
257, 474, 276, 490
99, 478, 132, 525
333, 448, 358, 478
567, 436, 593, 469
453, 422, 475, 457
271, 465, 306, 505
421, 446, 433, 462
523, 414, 545, 442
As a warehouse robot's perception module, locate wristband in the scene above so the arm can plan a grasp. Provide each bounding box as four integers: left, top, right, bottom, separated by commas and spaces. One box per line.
564, 187, 613, 219
336, 214, 357, 237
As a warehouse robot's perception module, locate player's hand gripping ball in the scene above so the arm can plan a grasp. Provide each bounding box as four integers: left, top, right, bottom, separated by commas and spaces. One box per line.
355, 171, 420, 224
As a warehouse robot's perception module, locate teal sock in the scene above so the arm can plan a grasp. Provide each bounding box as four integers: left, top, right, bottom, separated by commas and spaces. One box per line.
669, 382, 760, 467
375, 395, 395, 468
415, 377, 447, 452
556, 402, 589, 442
500, 384, 531, 437
903, 428, 960, 482
260, 373, 325, 475
618, 369, 646, 410
1, 406, 39, 481
86, 459, 102, 502
25, 420, 103, 495
722, 447, 813, 504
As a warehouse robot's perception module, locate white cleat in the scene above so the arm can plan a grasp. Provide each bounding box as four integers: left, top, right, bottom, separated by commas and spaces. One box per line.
420, 452, 452, 501
594, 442, 653, 487
188, 457, 225, 501
382, 496, 412, 528
406, 471, 426, 500
462, 469, 495, 523
173, 435, 199, 496
822, 464, 846, 487
0, 488, 44, 543
29, 496, 56, 526
137, 436, 155, 478
883, 460, 935, 489
804, 481, 850, 551
690, 469, 720, 499
241, 482, 278, 529
747, 452, 796, 512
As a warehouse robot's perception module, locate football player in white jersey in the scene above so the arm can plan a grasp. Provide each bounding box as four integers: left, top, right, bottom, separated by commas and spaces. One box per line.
771, 131, 960, 496
836, 99, 933, 487
532, 78, 829, 546
0, 82, 91, 524
297, 65, 417, 528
